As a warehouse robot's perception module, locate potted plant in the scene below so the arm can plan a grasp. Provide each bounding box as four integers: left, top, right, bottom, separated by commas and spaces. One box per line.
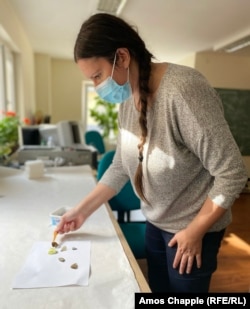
0, 111, 31, 165
0, 111, 19, 165
89, 96, 118, 140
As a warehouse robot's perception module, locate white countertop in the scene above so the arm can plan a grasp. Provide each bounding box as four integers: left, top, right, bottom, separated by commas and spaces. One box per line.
0, 165, 141, 309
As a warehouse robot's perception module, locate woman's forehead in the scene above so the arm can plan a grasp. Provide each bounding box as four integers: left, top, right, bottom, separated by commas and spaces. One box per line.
77, 57, 111, 78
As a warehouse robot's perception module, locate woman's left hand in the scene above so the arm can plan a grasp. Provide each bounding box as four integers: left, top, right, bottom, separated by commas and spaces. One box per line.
168, 228, 202, 274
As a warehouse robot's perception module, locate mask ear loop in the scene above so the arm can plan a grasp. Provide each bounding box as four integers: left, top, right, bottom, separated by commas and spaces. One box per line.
110, 52, 117, 78
127, 67, 130, 82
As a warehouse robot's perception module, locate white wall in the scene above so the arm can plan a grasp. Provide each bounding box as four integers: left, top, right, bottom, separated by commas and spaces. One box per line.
0, 0, 35, 120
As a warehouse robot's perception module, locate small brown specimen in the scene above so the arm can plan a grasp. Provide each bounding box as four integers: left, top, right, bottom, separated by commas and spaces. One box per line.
52, 241, 59, 248
58, 257, 65, 262
71, 263, 78, 269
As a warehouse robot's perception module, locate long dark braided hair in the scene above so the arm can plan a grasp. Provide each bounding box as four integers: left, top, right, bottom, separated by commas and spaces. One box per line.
74, 13, 154, 203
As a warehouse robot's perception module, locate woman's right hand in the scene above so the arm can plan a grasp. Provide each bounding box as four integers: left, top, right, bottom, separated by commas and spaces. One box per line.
55, 206, 86, 234
55, 183, 117, 235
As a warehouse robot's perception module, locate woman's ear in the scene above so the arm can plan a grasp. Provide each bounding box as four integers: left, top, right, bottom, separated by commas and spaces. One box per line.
116, 48, 130, 69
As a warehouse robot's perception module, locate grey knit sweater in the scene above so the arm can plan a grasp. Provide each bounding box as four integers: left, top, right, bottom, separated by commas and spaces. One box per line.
99, 63, 248, 233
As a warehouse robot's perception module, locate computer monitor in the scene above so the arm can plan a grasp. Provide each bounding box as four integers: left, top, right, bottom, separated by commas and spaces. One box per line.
39, 124, 60, 146
19, 121, 85, 148
57, 120, 85, 147
19, 126, 41, 146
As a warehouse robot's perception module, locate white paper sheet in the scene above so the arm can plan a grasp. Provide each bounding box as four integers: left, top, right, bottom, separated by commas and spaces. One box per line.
12, 240, 91, 289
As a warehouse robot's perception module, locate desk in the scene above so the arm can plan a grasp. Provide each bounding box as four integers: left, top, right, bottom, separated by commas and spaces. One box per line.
0, 165, 150, 309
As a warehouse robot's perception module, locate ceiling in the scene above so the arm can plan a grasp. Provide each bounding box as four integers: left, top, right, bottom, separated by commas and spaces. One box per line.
7, 0, 250, 62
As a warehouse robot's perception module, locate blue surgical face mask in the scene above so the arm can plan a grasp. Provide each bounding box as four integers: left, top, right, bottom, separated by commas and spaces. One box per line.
95, 53, 132, 104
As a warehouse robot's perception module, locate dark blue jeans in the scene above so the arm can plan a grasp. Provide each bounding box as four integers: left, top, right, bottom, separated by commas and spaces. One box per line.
145, 221, 225, 293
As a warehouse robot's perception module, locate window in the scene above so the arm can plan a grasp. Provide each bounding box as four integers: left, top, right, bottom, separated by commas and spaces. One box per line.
0, 43, 16, 118
82, 81, 101, 132
0, 45, 5, 116
81, 81, 119, 138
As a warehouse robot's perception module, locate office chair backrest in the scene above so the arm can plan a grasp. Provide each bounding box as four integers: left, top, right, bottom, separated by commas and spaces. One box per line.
85, 130, 106, 154
97, 150, 141, 222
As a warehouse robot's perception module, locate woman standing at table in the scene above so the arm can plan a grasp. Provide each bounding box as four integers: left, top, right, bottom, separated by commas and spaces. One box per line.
56, 13, 248, 293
